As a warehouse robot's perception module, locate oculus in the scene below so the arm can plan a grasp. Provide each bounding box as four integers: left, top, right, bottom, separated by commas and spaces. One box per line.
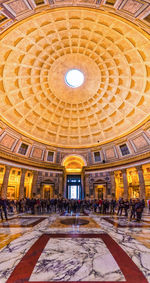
65, 69, 84, 88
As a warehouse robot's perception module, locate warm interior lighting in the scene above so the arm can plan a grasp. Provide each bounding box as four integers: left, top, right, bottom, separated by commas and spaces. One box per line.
63, 155, 85, 172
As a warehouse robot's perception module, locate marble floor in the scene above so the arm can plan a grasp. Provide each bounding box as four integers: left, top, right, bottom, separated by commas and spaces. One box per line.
0, 209, 150, 283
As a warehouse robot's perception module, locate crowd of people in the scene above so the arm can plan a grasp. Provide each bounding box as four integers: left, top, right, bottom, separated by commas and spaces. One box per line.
0, 196, 147, 222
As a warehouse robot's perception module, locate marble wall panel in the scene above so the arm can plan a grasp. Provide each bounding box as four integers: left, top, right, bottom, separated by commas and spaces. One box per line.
3, 0, 31, 16
32, 147, 43, 159
0, 133, 16, 149
122, 0, 143, 14
132, 134, 149, 149
118, 0, 149, 17
105, 147, 116, 159
8, 0, 29, 13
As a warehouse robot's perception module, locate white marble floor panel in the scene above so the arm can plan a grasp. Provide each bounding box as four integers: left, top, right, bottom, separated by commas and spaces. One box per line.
30, 237, 125, 282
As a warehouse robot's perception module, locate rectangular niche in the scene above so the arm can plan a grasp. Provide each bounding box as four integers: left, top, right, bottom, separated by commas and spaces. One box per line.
18, 142, 29, 155
47, 151, 54, 162
93, 151, 101, 162
119, 143, 130, 156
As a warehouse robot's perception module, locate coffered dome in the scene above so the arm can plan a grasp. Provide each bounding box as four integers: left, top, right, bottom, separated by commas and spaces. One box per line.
0, 7, 149, 148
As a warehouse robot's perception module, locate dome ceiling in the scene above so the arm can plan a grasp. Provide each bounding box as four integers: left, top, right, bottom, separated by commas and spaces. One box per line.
0, 7, 150, 148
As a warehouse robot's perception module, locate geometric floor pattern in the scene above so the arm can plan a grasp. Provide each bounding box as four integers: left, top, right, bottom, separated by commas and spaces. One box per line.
0, 210, 149, 283
50, 217, 100, 228
7, 233, 148, 283
0, 217, 47, 228
102, 216, 150, 228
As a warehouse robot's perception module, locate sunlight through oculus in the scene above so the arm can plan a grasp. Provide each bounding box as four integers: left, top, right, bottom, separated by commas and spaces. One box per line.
65, 69, 84, 88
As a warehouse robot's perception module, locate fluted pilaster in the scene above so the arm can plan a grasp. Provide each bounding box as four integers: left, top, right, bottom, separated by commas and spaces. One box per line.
136, 165, 145, 200
19, 169, 26, 200
1, 165, 11, 199
122, 169, 128, 200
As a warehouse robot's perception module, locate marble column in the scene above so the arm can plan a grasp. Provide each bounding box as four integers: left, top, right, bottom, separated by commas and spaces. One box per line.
31, 171, 38, 197
110, 171, 116, 198
122, 169, 129, 200
89, 176, 94, 198
81, 171, 84, 200
19, 169, 26, 200
63, 173, 67, 198
136, 165, 146, 200
103, 184, 107, 199
1, 165, 11, 199
54, 177, 59, 196
85, 174, 90, 199
59, 175, 63, 197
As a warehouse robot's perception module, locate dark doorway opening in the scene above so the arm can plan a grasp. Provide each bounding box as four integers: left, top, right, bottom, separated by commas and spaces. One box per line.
67, 175, 81, 200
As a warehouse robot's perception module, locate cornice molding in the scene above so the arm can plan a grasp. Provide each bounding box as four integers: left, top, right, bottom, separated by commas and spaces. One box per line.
0, 147, 149, 173
0, 149, 63, 170
85, 151, 150, 172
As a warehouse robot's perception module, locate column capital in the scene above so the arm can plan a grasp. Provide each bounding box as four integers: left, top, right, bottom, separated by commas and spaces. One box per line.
5, 165, 11, 172
21, 168, 27, 174
121, 168, 127, 174
110, 171, 115, 176
136, 165, 143, 172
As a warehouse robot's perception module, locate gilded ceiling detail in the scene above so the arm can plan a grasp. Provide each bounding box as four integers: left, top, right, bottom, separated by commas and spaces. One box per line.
0, 7, 150, 148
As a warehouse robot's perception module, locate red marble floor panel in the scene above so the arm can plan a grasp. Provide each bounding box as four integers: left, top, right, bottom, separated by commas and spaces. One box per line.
0, 217, 47, 228
6, 233, 148, 283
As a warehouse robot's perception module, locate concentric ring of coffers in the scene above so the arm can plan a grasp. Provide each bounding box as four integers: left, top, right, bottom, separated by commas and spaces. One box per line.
0, 7, 149, 148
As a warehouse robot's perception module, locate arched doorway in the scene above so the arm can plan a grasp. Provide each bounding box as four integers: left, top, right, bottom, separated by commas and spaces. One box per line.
62, 155, 86, 199
41, 180, 54, 199
94, 180, 107, 200
43, 184, 54, 199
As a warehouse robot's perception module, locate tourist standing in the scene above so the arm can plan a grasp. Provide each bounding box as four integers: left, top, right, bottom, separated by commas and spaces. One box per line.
0, 197, 8, 220
117, 198, 124, 216
130, 199, 136, 221
135, 199, 143, 222
110, 199, 116, 214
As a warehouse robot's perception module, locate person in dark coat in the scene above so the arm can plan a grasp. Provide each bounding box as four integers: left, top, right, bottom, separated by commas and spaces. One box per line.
110, 199, 116, 214
102, 199, 107, 214
0, 201, 3, 221
30, 198, 36, 214
135, 199, 143, 222
130, 199, 136, 221
0, 198, 8, 220
124, 199, 129, 217
117, 198, 124, 216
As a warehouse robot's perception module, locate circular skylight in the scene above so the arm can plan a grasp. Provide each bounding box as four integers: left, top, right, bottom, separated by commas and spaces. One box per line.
65, 69, 84, 88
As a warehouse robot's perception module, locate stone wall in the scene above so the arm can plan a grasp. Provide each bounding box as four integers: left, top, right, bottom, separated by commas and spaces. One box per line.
0, 120, 149, 166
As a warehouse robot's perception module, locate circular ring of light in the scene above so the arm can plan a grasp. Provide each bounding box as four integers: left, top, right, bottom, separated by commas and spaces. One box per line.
65, 69, 84, 88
